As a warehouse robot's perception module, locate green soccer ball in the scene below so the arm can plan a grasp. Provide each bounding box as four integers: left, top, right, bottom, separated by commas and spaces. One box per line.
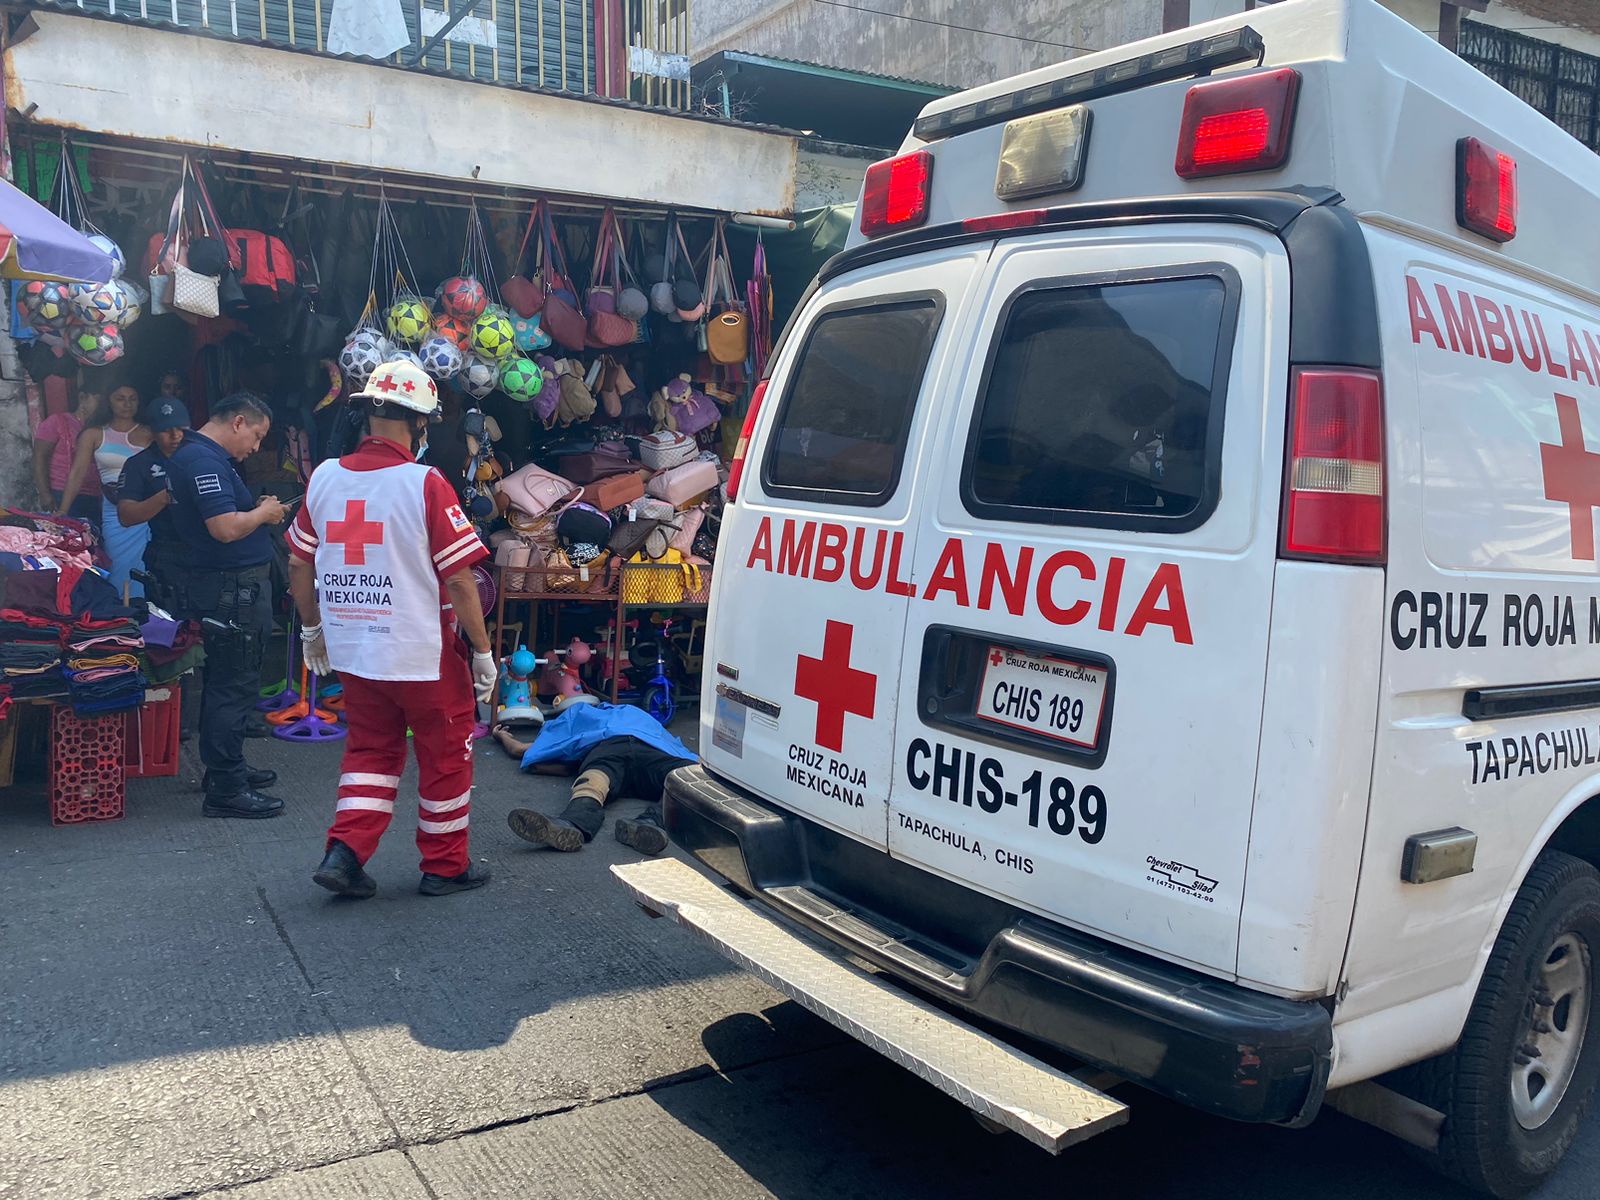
471, 310, 516, 360
386, 297, 432, 345
499, 356, 544, 403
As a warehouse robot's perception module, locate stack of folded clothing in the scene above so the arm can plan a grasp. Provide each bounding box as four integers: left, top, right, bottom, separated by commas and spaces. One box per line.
0, 608, 67, 700
141, 616, 205, 686
63, 615, 146, 716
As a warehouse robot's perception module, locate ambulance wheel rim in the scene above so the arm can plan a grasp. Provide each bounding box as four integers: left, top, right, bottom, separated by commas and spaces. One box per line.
1512, 931, 1591, 1130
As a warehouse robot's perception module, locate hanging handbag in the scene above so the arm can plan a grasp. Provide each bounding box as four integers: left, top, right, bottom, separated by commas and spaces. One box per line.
650, 214, 679, 316
616, 218, 650, 321
502, 201, 547, 318
170, 262, 221, 319
706, 220, 750, 366
586, 211, 638, 348
673, 221, 706, 322
541, 210, 589, 352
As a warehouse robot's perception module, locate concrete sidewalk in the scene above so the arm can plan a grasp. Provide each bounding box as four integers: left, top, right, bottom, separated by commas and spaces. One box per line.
3, 707, 1596, 1199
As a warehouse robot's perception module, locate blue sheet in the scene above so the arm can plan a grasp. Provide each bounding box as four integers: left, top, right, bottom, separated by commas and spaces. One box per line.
519, 702, 697, 771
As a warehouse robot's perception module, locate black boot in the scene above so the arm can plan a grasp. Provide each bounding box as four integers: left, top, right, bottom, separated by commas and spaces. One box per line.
614, 817, 668, 856
312, 840, 377, 899
202, 789, 285, 819
508, 808, 586, 852
204, 767, 277, 791
419, 860, 492, 896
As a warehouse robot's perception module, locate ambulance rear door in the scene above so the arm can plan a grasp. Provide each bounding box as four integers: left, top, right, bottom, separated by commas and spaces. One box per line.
889, 224, 1289, 978
700, 243, 990, 849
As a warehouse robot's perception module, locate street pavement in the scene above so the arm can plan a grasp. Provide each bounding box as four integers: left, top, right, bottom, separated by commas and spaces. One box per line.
2, 707, 1596, 1200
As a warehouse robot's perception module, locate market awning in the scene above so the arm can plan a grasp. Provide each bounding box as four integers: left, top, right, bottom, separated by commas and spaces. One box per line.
0, 179, 115, 283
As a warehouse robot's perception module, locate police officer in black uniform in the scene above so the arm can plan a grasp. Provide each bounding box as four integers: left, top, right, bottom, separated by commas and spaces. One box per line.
164, 392, 289, 819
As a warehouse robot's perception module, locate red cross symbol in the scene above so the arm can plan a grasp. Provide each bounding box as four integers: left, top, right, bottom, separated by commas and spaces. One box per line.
402, 379, 416, 393
327, 499, 385, 566
794, 621, 877, 754
1541, 393, 1600, 561
373, 374, 401, 394
989, 649, 1005, 667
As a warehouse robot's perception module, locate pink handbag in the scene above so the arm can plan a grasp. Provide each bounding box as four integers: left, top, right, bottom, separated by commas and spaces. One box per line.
647, 459, 719, 507
669, 505, 706, 554
499, 462, 575, 521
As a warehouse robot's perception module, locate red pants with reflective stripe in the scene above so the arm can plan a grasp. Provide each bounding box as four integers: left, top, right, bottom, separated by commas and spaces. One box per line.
327, 652, 476, 878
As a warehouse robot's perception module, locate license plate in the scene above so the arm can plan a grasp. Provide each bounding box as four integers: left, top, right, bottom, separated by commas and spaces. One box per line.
975, 645, 1109, 750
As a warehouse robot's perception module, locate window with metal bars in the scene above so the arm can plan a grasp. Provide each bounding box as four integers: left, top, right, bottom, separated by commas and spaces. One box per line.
1460, 20, 1600, 154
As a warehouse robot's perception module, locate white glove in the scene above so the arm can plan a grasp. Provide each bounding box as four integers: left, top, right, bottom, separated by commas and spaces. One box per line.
471, 650, 498, 704
300, 623, 332, 676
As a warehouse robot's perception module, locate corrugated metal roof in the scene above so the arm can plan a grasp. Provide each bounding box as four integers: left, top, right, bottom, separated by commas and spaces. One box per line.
695, 49, 952, 94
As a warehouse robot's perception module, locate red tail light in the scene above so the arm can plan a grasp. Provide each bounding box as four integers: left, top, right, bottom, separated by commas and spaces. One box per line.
726, 379, 769, 503
1280, 368, 1385, 565
1176, 68, 1300, 179
1457, 137, 1517, 243
861, 151, 933, 238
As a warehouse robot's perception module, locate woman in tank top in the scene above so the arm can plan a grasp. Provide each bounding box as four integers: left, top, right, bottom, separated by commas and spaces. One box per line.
57, 379, 154, 597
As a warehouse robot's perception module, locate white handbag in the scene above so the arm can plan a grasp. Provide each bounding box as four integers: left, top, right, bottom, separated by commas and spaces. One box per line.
170, 263, 220, 319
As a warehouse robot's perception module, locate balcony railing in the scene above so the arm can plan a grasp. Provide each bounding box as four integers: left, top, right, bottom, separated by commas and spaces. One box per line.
41, 0, 693, 108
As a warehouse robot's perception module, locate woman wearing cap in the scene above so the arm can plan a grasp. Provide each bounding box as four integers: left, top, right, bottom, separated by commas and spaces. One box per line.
56, 379, 153, 597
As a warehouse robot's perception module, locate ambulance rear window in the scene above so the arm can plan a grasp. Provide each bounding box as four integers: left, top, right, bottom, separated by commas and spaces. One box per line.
964, 272, 1234, 532
763, 296, 943, 506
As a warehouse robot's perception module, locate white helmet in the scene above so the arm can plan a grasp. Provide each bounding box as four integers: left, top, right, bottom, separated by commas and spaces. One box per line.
353, 358, 441, 417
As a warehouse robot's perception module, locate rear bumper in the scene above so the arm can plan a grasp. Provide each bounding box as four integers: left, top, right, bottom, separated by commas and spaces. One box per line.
664, 764, 1333, 1126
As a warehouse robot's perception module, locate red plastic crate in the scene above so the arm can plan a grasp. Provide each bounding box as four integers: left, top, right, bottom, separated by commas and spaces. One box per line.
124, 687, 181, 779
51, 707, 126, 826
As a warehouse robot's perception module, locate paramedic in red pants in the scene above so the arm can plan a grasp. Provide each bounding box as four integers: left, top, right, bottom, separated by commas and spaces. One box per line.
285, 359, 500, 898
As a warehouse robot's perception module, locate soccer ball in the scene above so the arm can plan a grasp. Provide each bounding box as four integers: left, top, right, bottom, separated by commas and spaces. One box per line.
471, 309, 515, 360
21, 280, 73, 330
418, 335, 463, 380
109, 279, 143, 329
386, 297, 432, 344
457, 354, 500, 400
430, 312, 474, 352
389, 349, 426, 372
87, 234, 126, 279
441, 276, 488, 321
499, 356, 544, 403
339, 331, 387, 385
67, 322, 124, 367
67, 280, 132, 326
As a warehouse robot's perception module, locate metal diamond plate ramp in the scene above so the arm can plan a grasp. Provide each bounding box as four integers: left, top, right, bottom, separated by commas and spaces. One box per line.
612, 858, 1129, 1152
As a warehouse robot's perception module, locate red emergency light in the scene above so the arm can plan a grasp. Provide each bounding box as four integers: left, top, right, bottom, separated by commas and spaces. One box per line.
1280, 368, 1386, 566
860, 151, 933, 239
1175, 68, 1300, 179
1457, 137, 1517, 243
726, 378, 769, 503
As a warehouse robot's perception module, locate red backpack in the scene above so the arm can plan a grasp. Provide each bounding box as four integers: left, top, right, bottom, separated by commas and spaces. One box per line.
224, 229, 297, 303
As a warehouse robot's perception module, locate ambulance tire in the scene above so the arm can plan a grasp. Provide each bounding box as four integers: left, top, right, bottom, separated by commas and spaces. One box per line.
1421, 850, 1600, 1198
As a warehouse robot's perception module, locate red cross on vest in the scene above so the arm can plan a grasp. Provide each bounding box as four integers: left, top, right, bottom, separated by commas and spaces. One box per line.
1541, 393, 1600, 561
794, 620, 877, 754
327, 499, 385, 566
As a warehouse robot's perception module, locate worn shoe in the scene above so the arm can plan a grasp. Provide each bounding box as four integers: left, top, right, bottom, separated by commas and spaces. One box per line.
204, 767, 277, 791
614, 818, 669, 856
419, 860, 492, 896
507, 808, 585, 852
202, 789, 285, 819
312, 840, 377, 899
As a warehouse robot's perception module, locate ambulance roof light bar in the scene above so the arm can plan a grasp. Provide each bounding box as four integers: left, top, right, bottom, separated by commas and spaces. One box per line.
914, 26, 1265, 143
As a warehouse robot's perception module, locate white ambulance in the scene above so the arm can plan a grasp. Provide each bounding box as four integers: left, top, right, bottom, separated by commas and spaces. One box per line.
615, 1, 1600, 1193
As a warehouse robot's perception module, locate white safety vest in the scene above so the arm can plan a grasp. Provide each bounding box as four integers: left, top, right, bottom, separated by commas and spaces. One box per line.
305, 459, 445, 681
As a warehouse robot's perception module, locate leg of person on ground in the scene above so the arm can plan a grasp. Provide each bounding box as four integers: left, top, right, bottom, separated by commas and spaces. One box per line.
406, 651, 490, 895
312, 673, 406, 897
508, 737, 685, 854
610, 745, 690, 856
